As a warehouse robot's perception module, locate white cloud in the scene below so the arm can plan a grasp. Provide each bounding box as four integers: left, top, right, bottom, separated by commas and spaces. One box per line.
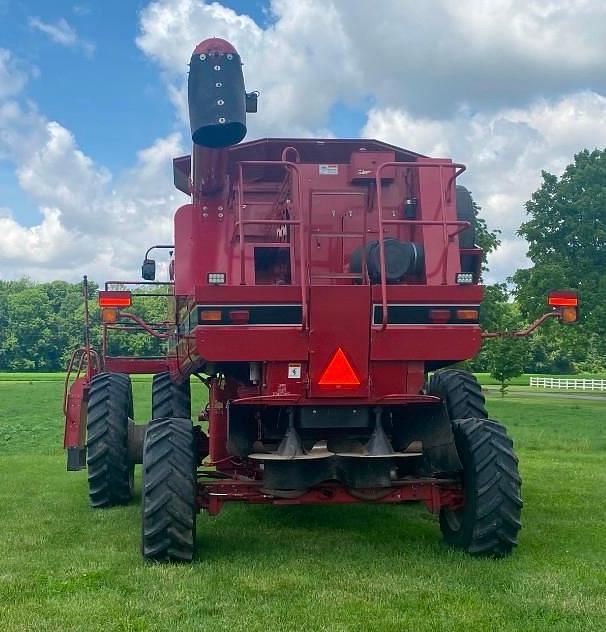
363, 91, 606, 281
28, 16, 95, 57
0, 49, 28, 99
136, 0, 359, 137
2, 1, 606, 283
0, 50, 186, 281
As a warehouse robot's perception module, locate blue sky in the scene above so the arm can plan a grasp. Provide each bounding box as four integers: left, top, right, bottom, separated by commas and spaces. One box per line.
0, 1, 271, 165
0, 0, 368, 226
0, 1, 605, 282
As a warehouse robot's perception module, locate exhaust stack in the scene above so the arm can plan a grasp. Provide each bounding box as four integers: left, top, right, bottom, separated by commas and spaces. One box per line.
188, 38, 247, 149
187, 38, 257, 197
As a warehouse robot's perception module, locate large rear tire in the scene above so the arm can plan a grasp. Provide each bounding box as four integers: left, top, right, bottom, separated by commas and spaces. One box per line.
86, 372, 134, 508
440, 417, 522, 557
427, 369, 488, 420
151, 372, 191, 420
141, 417, 197, 562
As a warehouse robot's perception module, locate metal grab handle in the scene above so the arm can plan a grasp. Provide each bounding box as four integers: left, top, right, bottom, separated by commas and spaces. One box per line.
374, 160, 467, 330
236, 160, 308, 330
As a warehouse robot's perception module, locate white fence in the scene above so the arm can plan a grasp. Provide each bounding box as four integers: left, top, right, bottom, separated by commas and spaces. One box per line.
530, 377, 606, 392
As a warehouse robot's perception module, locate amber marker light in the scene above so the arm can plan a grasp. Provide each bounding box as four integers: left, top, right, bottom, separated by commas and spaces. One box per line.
101, 308, 119, 324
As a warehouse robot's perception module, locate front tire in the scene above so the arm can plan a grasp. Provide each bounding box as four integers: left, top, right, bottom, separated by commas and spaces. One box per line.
141, 417, 197, 562
440, 417, 522, 557
86, 372, 134, 508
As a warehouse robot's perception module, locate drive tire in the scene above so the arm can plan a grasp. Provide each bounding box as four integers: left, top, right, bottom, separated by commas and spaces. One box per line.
86, 372, 134, 508
141, 417, 197, 562
428, 369, 488, 420
440, 417, 522, 557
151, 372, 191, 420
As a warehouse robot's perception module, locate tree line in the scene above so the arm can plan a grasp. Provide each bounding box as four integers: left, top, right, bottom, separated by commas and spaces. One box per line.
0, 149, 604, 375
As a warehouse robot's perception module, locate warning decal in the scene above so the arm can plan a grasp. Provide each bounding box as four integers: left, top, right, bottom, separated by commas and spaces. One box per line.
288, 363, 302, 379
319, 164, 339, 175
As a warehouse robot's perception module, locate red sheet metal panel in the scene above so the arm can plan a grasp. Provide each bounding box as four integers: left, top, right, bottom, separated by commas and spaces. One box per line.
371, 326, 482, 360
308, 286, 370, 398
196, 327, 308, 361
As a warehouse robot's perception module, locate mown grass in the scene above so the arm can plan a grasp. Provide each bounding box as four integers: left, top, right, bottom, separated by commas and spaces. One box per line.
1, 381, 605, 631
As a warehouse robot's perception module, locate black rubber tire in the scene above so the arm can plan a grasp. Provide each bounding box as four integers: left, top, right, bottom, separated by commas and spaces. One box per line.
439, 417, 522, 557
151, 372, 191, 420
86, 372, 134, 508
455, 185, 476, 249
141, 417, 197, 562
427, 369, 488, 420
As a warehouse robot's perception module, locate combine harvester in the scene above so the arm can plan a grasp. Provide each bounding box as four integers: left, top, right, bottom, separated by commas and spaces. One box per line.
63, 38, 579, 562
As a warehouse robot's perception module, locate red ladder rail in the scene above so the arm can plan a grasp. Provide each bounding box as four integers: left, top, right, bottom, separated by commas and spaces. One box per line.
236, 160, 308, 330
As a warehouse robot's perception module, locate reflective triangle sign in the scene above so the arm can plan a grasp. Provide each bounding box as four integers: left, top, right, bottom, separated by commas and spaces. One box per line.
318, 347, 361, 386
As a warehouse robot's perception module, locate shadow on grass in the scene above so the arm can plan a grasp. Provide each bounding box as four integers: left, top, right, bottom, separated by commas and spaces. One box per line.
194, 501, 440, 563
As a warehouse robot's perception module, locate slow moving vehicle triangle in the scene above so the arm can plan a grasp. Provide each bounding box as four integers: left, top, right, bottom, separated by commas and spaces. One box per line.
318, 347, 361, 386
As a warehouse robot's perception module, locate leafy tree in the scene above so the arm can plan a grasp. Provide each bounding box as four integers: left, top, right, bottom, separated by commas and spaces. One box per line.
512, 148, 606, 371
485, 306, 529, 396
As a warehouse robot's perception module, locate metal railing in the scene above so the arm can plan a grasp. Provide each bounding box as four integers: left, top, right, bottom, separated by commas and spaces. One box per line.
375, 161, 468, 329
235, 159, 308, 330
234, 158, 472, 332
530, 377, 606, 391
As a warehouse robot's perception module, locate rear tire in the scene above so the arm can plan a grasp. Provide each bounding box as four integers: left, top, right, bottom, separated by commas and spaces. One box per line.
427, 369, 488, 420
151, 372, 191, 420
141, 417, 197, 562
440, 417, 522, 557
86, 372, 134, 508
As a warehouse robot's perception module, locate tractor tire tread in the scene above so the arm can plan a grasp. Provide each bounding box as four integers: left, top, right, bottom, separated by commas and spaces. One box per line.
440, 417, 522, 557
142, 417, 197, 562
151, 372, 191, 420
428, 369, 488, 420
86, 372, 133, 508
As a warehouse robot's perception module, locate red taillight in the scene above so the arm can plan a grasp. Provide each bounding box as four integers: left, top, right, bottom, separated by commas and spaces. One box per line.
548, 290, 578, 307
228, 309, 250, 324
98, 291, 132, 308
318, 348, 360, 387
429, 309, 451, 324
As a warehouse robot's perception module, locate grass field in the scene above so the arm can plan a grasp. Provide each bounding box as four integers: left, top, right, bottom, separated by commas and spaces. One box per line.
1, 380, 605, 631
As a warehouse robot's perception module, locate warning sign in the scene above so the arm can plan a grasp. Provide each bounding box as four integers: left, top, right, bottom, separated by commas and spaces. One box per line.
318, 348, 360, 386
288, 363, 302, 379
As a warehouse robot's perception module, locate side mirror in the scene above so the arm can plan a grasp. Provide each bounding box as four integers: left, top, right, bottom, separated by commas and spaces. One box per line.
548, 290, 579, 324
142, 258, 156, 281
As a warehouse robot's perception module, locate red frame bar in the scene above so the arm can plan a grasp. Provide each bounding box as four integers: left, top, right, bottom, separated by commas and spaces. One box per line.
197, 479, 464, 516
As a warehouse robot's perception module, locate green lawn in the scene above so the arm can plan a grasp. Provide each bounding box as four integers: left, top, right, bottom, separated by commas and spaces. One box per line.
1, 381, 605, 631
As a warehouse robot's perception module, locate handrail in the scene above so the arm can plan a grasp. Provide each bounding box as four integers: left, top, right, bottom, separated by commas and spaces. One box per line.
375, 161, 467, 330
63, 347, 101, 416
236, 160, 308, 330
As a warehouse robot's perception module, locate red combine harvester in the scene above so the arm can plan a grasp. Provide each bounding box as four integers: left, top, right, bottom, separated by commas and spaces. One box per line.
63, 38, 579, 562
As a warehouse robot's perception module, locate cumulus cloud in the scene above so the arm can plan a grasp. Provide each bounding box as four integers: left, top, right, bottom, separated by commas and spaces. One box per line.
0, 116, 186, 279
137, 0, 606, 127
363, 91, 606, 281
2, 1, 606, 283
0, 46, 186, 281
136, 0, 358, 137
28, 16, 95, 57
